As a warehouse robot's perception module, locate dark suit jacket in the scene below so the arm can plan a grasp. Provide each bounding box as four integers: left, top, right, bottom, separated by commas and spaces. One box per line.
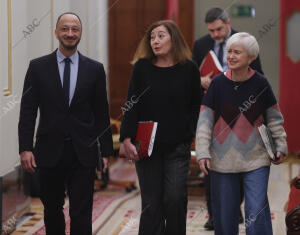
192, 28, 263, 74
18, 50, 113, 167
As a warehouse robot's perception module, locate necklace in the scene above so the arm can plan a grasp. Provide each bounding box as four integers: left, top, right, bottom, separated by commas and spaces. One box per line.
231, 69, 250, 90
233, 81, 242, 90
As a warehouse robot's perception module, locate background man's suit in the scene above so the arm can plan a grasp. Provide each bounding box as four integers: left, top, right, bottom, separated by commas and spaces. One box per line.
18, 50, 113, 235
192, 28, 263, 74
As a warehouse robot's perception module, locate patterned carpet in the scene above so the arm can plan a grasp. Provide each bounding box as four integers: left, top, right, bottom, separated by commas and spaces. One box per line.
12, 159, 138, 235
97, 163, 294, 235
97, 194, 214, 235
12, 160, 297, 235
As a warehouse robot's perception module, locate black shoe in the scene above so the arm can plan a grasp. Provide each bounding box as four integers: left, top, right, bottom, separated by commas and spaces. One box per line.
204, 218, 214, 230
239, 214, 244, 224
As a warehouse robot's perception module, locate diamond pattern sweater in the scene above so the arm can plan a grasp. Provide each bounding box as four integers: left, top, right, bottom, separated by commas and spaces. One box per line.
196, 69, 287, 173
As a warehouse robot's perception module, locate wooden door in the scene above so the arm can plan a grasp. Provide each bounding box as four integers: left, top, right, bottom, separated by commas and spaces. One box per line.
108, 0, 194, 121
108, 0, 165, 119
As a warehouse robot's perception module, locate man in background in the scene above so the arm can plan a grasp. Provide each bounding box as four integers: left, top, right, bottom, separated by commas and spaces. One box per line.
193, 7, 263, 90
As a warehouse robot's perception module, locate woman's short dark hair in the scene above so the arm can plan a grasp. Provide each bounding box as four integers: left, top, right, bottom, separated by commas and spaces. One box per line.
205, 8, 229, 24
131, 20, 191, 64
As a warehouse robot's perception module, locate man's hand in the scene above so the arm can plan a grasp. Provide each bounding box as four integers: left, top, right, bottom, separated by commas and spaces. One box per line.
121, 138, 139, 161
119, 143, 126, 158
271, 151, 285, 165
102, 157, 109, 173
199, 158, 211, 175
20, 151, 37, 173
200, 71, 214, 90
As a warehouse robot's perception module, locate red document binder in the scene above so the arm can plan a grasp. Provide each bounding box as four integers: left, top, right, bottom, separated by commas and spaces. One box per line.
200, 50, 223, 78
135, 121, 158, 158
120, 121, 158, 158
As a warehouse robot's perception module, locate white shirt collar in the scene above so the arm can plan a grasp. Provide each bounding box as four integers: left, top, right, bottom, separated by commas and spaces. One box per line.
56, 49, 79, 64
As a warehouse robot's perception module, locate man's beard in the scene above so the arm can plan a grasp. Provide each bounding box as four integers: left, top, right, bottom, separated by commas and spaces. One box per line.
59, 37, 81, 51
214, 37, 226, 44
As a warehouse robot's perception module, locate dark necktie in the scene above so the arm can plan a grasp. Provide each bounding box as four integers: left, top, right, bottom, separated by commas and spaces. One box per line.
63, 58, 71, 105
218, 42, 224, 67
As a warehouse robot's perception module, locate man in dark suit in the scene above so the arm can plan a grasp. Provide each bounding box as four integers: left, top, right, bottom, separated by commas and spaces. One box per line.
192, 8, 263, 230
193, 7, 263, 90
18, 12, 113, 235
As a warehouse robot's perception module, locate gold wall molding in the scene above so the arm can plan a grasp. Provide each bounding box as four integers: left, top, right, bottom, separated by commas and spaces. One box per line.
51, 0, 54, 51
4, 0, 12, 96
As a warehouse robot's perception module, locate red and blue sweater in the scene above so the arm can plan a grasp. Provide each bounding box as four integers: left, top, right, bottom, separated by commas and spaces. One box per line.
196, 69, 287, 173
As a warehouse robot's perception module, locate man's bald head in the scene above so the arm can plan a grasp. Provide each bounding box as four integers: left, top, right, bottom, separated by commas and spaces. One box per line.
56, 12, 82, 29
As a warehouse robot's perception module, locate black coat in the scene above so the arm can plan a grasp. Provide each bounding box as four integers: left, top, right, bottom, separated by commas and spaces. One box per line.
192, 28, 263, 74
18, 50, 113, 167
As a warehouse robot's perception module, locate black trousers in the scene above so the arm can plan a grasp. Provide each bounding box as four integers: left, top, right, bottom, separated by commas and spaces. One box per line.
135, 142, 190, 235
39, 140, 95, 235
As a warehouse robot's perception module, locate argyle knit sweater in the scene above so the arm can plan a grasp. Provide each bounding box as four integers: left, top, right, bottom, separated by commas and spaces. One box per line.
196, 70, 287, 173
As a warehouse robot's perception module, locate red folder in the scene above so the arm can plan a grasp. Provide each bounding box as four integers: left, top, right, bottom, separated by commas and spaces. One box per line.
200, 50, 223, 78
120, 121, 158, 158
135, 121, 158, 158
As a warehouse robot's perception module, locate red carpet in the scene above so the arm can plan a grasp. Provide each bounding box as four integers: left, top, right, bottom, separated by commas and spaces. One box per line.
13, 159, 138, 235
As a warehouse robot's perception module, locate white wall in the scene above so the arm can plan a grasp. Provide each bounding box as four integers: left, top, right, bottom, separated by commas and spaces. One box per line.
53, 0, 108, 69
0, 0, 108, 176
